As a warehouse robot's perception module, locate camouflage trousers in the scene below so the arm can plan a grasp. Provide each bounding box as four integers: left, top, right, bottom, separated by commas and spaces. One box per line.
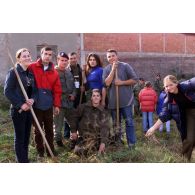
74, 134, 100, 156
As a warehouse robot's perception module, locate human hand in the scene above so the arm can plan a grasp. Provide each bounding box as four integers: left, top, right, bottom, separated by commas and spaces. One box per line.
101, 100, 106, 107
71, 132, 78, 140
74, 145, 80, 153
145, 127, 156, 137
98, 143, 105, 155
20, 103, 30, 111
26, 98, 34, 106
80, 86, 85, 92
111, 61, 118, 72
82, 64, 87, 72
115, 79, 123, 86
54, 107, 60, 115
69, 95, 75, 101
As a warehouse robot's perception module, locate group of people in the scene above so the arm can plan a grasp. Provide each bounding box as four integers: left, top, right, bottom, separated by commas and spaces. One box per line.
4, 46, 195, 163
133, 75, 170, 136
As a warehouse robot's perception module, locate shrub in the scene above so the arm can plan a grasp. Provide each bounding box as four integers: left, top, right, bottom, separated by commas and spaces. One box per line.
0, 85, 10, 110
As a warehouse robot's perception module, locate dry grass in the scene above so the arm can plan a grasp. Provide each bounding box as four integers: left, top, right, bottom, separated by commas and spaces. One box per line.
0, 109, 194, 163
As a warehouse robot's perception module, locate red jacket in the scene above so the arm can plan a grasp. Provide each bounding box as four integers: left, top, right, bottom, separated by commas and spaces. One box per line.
29, 59, 62, 110
139, 87, 157, 112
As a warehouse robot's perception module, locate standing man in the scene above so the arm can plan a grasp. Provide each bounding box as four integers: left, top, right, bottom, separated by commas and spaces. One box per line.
29, 47, 62, 157
153, 73, 163, 96
68, 52, 86, 108
54, 52, 76, 147
133, 77, 145, 116
103, 49, 138, 148
64, 52, 86, 141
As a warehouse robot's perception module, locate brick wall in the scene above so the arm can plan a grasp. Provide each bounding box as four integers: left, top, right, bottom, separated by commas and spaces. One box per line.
82, 33, 195, 82
83, 33, 195, 54
84, 33, 139, 52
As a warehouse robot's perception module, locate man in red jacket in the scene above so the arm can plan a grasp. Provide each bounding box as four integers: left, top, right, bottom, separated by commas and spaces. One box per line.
29, 47, 62, 158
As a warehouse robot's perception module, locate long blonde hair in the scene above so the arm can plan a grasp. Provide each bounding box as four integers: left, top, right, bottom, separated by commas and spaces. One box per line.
163, 75, 178, 86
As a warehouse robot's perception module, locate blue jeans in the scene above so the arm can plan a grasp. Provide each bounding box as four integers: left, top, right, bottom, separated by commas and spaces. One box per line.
11, 109, 32, 163
142, 112, 153, 132
159, 121, 170, 133
111, 105, 136, 145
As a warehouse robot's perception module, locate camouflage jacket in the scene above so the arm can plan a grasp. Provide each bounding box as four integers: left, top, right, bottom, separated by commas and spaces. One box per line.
69, 102, 111, 144
153, 79, 163, 96
55, 66, 76, 108
133, 83, 145, 100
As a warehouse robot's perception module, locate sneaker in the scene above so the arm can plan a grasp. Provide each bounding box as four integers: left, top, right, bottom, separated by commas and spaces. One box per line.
56, 140, 64, 147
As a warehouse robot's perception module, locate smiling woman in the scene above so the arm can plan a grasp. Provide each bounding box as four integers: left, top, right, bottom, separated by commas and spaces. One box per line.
4, 48, 37, 163
146, 75, 195, 161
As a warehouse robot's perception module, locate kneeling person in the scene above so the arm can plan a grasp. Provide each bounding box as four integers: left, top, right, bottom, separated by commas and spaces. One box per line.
70, 89, 111, 155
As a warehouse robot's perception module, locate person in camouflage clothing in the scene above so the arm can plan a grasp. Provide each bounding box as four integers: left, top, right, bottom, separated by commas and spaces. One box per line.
153, 73, 163, 96
54, 52, 76, 147
133, 78, 145, 116
69, 89, 111, 156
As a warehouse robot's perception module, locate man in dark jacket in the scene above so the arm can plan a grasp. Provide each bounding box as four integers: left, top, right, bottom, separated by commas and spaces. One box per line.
133, 77, 145, 116
153, 73, 163, 96
68, 52, 86, 108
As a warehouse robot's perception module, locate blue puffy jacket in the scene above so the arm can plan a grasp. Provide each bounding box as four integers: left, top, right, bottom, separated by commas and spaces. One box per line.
156, 90, 166, 115
159, 77, 195, 141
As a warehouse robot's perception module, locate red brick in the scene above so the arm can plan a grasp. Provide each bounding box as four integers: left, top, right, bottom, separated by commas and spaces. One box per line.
141, 33, 164, 52
84, 33, 195, 55
165, 33, 185, 53
84, 33, 139, 52
186, 34, 195, 54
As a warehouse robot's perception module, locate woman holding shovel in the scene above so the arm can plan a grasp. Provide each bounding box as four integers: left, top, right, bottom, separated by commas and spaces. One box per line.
4, 48, 37, 163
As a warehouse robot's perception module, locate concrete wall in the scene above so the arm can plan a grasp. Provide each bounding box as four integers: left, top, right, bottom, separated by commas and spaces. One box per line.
0, 33, 80, 84
1, 33, 195, 85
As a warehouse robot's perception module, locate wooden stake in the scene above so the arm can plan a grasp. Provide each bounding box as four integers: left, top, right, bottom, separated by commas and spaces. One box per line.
79, 65, 86, 105
115, 65, 120, 131
8, 50, 55, 160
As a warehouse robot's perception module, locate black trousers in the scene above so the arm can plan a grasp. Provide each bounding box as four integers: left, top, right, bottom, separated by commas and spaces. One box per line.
11, 109, 32, 163
33, 108, 54, 155
182, 108, 195, 160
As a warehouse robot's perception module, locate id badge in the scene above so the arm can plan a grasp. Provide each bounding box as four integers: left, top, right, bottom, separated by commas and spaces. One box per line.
74, 81, 80, 88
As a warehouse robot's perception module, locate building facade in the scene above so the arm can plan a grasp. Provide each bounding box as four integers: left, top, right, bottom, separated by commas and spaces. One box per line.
0, 33, 195, 84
